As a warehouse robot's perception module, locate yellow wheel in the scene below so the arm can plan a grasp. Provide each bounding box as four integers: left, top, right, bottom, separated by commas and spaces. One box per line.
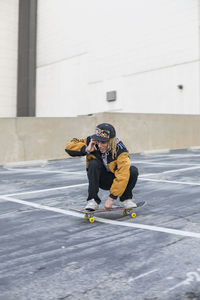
85, 214, 89, 220
89, 217, 95, 223
131, 212, 136, 218
123, 210, 127, 216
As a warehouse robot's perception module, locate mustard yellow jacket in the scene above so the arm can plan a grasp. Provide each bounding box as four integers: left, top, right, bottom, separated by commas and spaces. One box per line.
65, 136, 131, 199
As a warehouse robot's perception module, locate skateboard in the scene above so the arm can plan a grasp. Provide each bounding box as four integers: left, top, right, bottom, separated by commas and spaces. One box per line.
70, 201, 147, 223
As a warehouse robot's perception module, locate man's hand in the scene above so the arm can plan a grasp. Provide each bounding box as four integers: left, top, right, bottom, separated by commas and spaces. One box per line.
86, 139, 97, 153
104, 197, 114, 211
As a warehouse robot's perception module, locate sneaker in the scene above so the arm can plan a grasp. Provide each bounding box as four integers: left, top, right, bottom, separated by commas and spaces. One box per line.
85, 199, 99, 211
119, 199, 137, 209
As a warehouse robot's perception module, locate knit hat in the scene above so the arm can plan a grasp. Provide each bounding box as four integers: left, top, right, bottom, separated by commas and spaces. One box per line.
91, 123, 116, 142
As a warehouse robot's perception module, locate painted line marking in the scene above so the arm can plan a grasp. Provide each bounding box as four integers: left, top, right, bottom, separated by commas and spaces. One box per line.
140, 165, 200, 177
6, 165, 200, 178
128, 269, 159, 282
94, 216, 200, 239
164, 270, 200, 294
140, 153, 200, 158
167, 154, 200, 158
4, 168, 86, 175
0, 196, 82, 217
1, 172, 200, 199
156, 165, 200, 174
0, 183, 88, 197
132, 160, 199, 167
1, 196, 200, 239
165, 280, 190, 293
139, 178, 200, 186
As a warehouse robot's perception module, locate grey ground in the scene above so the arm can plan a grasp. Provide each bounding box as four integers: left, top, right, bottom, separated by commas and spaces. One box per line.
0, 149, 200, 300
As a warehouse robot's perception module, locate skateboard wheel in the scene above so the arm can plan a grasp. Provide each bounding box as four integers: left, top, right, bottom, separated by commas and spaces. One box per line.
85, 214, 89, 220
131, 212, 136, 218
123, 210, 127, 216
89, 217, 95, 223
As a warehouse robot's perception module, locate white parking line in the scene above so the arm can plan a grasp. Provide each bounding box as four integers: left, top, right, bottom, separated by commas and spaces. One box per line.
168, 153, 200, 158
139, 178, 200, 186
4, 168, 86, 175
135, 153, 200, 160
157, 165, 200, 174
1, 183, 88, 197
133, 161, 198, 166
140, 165, 200, 177
1, 196, 200, 239
2, 172, 200, 199
128, 269, 159, 282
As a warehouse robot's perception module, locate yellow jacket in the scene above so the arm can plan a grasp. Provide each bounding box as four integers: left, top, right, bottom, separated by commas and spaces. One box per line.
65, 137, 131, 199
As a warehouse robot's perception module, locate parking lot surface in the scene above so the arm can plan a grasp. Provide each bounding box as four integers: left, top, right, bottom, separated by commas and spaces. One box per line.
0, 149, 200, 300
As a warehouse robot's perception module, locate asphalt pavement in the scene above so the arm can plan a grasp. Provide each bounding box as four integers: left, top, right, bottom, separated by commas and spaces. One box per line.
0, 149, 200, 300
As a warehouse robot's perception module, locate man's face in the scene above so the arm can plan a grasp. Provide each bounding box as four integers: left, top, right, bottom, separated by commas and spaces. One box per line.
97, 141, 109, 153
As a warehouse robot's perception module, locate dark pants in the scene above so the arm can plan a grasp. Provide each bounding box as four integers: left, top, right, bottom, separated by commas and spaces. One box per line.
87, 159, 139, 204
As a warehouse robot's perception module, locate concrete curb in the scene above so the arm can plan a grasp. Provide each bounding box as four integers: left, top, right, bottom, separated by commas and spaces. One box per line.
3, 160, 48, 169
188, 146, 200, 151
140, 149, 170, 156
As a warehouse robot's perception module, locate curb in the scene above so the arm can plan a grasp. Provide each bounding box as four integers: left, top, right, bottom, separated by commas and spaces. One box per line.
188, 146, 200, 151
3, 160, 48, 169
140, 149, 170, 156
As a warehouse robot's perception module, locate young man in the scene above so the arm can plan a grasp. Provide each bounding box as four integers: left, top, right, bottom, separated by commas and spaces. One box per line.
65, 123, 139, 211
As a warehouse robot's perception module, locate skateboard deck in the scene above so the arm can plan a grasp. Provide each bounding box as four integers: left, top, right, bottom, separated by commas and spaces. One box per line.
70, 201, 147, 223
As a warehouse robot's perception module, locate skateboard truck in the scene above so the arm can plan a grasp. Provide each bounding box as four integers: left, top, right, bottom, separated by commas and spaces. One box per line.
85, 209, 137, 223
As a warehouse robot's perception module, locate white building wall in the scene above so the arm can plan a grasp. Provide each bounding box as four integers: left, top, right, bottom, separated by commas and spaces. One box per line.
37, 0, 200, 117
0, 0, 19, 117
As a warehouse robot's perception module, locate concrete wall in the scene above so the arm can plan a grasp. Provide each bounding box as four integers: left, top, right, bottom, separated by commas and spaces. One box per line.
0, 1, 199, 118
36, 0, 200, 117
1, 113, 200, 165
0, 0, 19, 117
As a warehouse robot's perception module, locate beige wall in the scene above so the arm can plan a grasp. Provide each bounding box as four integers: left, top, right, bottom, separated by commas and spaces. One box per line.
1, 113, 200, 164
37, 0, 200, 117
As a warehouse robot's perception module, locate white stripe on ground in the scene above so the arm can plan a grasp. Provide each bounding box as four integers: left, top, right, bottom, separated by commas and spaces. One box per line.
164, 280, 190, 293
156, 165, 200, 174
1, 196, 200, 239
167, 154, 200, 157
139, 178, 200, 186
140, 165, 200, 177
128, 269, 159, 282
1, 183, 88, 197
132, 160, 199, 166
4, 168, 86, 175
2, 173, 200, 199
163, 271, 200, 294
